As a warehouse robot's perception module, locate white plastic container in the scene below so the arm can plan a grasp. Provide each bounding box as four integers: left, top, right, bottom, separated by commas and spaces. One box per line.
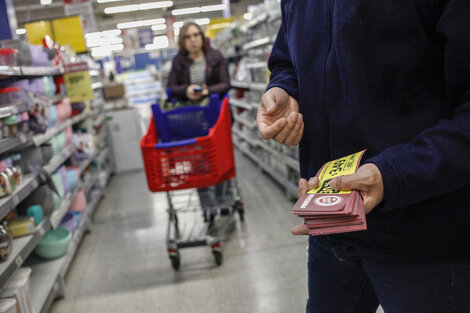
0, 268, 32, 313
0, 299, 17, 313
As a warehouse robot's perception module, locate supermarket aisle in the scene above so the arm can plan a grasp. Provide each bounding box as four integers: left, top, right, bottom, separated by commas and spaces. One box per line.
49, 151, 309, 313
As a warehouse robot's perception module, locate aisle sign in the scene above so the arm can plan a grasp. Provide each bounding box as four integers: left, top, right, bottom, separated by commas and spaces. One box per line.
64, 0, 97, 34
64, 62, 94, 102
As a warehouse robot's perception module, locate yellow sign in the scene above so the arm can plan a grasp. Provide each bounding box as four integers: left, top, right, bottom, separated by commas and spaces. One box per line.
308, 150, 366, 195
25, 16, 87, 53
64, 63, 94, 102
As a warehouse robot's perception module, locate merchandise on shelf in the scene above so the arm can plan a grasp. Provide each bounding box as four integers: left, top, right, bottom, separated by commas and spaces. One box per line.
0, 50, 18, 67
0, 267, 32, 313
35, 227, 71, 260
0, 225, 12, 262
5, 218, 35, 238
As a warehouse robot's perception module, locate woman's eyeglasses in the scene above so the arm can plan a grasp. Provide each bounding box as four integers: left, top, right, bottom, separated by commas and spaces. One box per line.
184, 33, 201, 40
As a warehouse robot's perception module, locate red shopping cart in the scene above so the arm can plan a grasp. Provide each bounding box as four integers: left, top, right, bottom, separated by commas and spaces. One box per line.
141, 95, 244, 270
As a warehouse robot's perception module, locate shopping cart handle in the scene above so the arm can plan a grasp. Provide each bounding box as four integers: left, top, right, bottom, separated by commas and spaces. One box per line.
155, 138, 196, 149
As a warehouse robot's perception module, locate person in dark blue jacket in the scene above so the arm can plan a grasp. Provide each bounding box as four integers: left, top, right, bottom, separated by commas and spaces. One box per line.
257, 1, 470, 312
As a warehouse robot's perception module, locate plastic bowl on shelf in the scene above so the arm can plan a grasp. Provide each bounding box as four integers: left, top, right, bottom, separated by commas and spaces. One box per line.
0, 48, 18, 66
59, 212, 77, 233
35, 227, 72, 259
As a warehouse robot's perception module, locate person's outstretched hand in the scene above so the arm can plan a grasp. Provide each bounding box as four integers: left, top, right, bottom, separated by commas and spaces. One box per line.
291, 163, 384, 236
257, 87, 304, 146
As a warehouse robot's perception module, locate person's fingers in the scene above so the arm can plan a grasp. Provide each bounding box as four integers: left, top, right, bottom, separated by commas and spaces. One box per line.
258, 117, 287, 139
307, 176, 319, 190
292, 224, 309, 235
298, 178, 308, 198
283, 114, 303, 146
273, 112, 300, 143
260, 91, 277, 114
330, 173, 365, 192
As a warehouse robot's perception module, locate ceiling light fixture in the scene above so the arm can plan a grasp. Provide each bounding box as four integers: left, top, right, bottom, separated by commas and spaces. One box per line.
172, 4, 226, 16
151, 24, 167, 31
40, 0, 52, 5
195, 18, 210, 25
104, 1, 173, 14
97, 0, 125, 3
243, 13, 253, 20
200, 4, 225, 12
16, 28, 26, 35
117, 18, 165, 29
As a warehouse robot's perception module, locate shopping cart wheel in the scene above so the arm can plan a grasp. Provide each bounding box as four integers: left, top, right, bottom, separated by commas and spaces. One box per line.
213, 250, 223, 266
170, 252, 181, 270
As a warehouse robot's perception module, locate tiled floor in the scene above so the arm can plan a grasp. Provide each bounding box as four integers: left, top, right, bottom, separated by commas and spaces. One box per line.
50, 151, 385, 313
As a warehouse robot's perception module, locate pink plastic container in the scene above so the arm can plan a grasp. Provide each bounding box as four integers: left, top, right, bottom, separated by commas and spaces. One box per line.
55, 98, 72, 123
64, 126, 73, 146
69, 190, 87, 212
0, 49, 18, 66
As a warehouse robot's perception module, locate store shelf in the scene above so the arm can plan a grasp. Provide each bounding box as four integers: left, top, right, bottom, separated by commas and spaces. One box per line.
0, 174, 39, 220
231, 80, 266, 91
96, 147, 110, 165
0, 133, 30, 155
49, 185, 81, 229
242, 36, 272, 50
83, 174, 98, 195
258, 160, 298, 197
0, 218, 50, 288
0, 66, 62, 77
29, 255, 64, 313
233, 138, 260, 164
79, 151, 98, 173
232, 128, 258, 146
233, 115, 257, 129
0, 101, 29, 119
71, 110, 90, 125
245, 12, 268, 29
32, 120, 72, 146
104, 99, 127, 111
246, 61, 267, 69
86, 190, 102, 218
230, 98, 257, 110
44, 146, 75, 174
257, 140, 299, 170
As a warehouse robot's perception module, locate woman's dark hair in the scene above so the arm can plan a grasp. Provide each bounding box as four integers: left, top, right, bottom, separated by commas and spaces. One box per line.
178, 22, 207, 53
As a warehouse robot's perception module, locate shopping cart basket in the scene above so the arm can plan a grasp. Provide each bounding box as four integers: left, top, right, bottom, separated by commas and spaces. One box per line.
141, 95, 244, 269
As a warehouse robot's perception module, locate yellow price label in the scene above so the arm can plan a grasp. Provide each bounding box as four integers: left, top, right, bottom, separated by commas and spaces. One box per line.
64, 62, 94, 102
308, 150, 366, 195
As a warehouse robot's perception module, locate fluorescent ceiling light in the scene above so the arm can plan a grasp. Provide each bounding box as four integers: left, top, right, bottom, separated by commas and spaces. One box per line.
16, 28, 26, 35
151, 24, 167, 31
243, 13, 253, 20
117, 18, 165, 29
97, 0, 125, 3
172, 7, 200, 15
102, 29, 121, 36
40, 0, 52, 5
172, 4, 225, 16
195, 18, 210, 25
173, 21, 184, 28
201, 4, 225, 12
105, 1, 173, 14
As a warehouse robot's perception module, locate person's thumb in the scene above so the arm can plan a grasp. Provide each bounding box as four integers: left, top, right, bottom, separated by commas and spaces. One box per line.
330, 173, 364, 192
261, 92, 278, 115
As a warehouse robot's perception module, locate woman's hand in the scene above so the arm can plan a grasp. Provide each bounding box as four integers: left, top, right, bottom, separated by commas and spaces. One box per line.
186, 84, 203, 100
257, 87, 304, 146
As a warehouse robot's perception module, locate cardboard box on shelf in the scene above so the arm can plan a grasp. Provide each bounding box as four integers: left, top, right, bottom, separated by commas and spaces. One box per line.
103, 83, 125, 100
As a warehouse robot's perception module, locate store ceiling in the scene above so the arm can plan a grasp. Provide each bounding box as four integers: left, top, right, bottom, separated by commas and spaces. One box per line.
12, 0, 260, 31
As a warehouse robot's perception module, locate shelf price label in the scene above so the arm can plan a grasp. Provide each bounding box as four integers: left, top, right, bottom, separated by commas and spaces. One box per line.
64, 62, 94, 102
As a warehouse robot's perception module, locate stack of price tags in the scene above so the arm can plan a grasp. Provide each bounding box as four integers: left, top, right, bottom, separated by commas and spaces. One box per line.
292, 150, 367, 236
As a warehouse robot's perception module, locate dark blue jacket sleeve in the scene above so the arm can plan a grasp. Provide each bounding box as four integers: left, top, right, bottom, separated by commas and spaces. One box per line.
366, 0, 470, 211
266, 6, 299, 101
